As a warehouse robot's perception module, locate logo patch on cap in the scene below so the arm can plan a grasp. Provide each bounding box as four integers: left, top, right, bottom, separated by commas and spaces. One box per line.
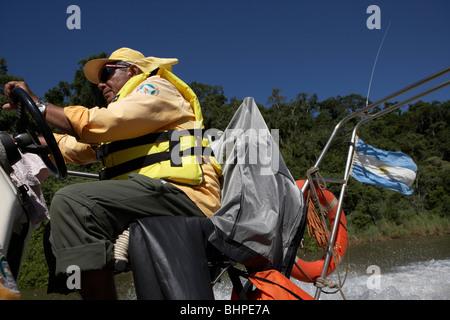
138, 83, 158, 96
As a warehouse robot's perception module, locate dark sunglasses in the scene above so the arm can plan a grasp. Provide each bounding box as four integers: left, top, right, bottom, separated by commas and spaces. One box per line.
99, 64, 128, 83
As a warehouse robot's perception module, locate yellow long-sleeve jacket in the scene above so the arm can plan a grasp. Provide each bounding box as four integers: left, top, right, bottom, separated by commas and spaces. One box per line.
54, 70, 221, 217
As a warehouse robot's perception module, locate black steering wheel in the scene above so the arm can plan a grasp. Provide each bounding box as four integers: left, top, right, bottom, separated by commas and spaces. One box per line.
12, 87, 67, 180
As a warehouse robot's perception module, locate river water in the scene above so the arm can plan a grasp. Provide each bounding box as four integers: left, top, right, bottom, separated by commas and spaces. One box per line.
292, 234, 450, 300
20, 234, 450, 300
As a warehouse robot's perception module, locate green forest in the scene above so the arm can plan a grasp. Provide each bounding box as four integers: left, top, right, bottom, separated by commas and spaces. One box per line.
1, 55, 449, 289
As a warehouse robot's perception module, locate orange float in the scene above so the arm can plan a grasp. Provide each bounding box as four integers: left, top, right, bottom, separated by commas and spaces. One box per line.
291, 180, 348, 283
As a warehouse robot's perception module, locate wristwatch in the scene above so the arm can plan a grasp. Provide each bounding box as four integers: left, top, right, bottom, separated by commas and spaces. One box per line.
36, 99, 49, 115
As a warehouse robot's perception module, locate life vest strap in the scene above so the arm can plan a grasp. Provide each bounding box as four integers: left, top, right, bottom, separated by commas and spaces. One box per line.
98, 146, 212, 180
95, 129, 204, 160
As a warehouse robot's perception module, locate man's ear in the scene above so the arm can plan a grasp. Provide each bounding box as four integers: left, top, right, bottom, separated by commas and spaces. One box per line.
128, 65, 142, 77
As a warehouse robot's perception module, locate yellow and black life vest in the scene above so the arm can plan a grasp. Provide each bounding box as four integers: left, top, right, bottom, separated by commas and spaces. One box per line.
95, 68, 222, 185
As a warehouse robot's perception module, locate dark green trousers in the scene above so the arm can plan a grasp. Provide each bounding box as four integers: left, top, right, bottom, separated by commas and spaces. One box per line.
47, 173, 205, 276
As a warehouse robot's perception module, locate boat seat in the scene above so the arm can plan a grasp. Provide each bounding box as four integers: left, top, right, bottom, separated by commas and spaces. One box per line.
127, 216, 225, 300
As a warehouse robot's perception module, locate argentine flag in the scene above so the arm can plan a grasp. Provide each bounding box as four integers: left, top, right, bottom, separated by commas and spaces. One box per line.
350, 138, 417, 195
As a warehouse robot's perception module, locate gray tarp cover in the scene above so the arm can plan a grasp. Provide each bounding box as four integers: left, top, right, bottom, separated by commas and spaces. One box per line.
206, 97, 306, 273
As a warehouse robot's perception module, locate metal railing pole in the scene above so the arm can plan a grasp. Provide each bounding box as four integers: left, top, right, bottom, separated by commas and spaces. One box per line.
301, 66, 449, 196
67, 170, 99, 180
311, 67, 449, 299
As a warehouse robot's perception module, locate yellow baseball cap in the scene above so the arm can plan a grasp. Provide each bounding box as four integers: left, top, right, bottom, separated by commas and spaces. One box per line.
84, 47, 178, 84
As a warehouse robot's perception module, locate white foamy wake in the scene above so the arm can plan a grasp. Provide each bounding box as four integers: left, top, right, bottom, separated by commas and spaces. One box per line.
293, 258, 450, 300
211, 259, 450, 300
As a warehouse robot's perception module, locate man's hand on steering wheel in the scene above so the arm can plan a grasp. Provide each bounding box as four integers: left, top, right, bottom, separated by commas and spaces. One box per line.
2, 81, 38, 110
3, 81, 79, 138
2, 81, 67, 179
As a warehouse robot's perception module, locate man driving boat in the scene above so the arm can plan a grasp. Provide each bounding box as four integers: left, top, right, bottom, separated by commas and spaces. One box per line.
3, 48, 222, 299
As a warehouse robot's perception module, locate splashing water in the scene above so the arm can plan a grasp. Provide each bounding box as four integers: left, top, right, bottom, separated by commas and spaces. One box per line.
293, 258, 450, 300
210, 258, 450, 300
213, 235, 450, 300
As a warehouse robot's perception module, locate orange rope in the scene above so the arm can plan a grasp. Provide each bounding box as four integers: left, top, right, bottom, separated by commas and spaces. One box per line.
305, 196, 329, 249
305, 190, 342, 261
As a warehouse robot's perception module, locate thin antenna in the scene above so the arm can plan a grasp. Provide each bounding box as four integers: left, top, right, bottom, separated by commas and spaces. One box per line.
366, 20, 392, 107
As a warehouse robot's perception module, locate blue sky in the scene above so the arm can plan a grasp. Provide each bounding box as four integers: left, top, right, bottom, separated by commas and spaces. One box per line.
1, 0, 449, 107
